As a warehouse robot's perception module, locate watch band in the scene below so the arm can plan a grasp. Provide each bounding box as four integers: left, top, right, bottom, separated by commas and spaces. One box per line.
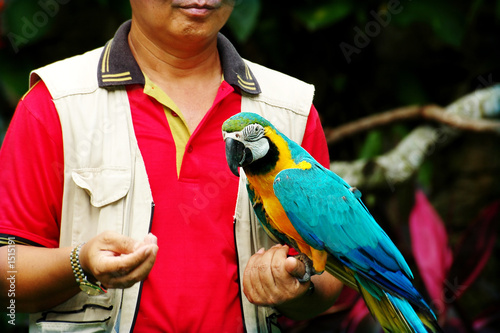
70, 242, 107, 296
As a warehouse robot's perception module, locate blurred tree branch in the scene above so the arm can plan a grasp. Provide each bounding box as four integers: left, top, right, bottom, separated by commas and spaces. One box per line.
329, 85, 500, 189
325, 104, 500, 145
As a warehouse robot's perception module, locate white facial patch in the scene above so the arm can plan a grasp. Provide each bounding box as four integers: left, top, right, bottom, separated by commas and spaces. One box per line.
245, 136, 269, 162
223, 124, 270, 162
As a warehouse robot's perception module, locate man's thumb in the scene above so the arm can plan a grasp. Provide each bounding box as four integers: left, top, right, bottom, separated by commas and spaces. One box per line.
285, 256, 306, 279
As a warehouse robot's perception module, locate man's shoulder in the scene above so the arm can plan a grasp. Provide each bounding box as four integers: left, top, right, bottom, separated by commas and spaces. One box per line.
243, 59, 312, 89
29, 47, 104, 99
242, 59, 315, 116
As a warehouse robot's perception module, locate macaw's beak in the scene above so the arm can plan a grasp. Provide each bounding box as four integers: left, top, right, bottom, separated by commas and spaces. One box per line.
224, 137, 253, 177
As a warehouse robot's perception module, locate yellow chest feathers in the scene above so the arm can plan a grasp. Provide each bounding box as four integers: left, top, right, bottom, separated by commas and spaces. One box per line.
246, 128, 311, 238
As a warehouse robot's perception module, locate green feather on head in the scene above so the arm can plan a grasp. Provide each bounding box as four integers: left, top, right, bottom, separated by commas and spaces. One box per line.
222, 112, 273, 132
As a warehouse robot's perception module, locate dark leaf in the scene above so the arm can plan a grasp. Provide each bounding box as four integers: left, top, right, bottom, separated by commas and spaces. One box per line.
330, 286, 359, 313
472, 304, 500, 331
446, 200, 500, 300
293, 0, 353, 31
392, 0, 465, 46
358, 130, 383, 160
341, 297, 372, 333
226, 0, 261, 43
2, 0, 55, 51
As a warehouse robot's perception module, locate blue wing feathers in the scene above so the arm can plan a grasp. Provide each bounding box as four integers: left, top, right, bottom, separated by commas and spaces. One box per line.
272, 141, 428, 312
286, 210, 325, 249
345, 251, 426, 309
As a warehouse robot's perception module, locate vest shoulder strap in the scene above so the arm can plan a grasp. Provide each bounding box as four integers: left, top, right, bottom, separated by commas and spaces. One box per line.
243, 59, 314, 116
29, 47, 103, 98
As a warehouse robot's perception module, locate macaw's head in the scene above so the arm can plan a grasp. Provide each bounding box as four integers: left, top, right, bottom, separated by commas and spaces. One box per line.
222, 112, 279, 176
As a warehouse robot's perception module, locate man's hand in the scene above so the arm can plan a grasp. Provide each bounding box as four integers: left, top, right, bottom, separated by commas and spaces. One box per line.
243, 244, 343, 320
79, 231, 158, 289
243, 244, 311, 306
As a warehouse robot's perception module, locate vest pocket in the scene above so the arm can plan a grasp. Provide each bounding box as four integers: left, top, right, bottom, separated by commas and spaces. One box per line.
72, 167, 131, 207
35, 322, 109, 333
32, 291, 120, 333
70, 167, 131, 238
35, 305, 111, 333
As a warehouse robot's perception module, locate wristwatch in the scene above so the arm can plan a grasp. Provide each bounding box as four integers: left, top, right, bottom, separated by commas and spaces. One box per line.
70, 243, 107, 296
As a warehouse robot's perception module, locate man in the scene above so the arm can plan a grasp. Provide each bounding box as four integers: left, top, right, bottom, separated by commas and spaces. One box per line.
0, 1, 342, 331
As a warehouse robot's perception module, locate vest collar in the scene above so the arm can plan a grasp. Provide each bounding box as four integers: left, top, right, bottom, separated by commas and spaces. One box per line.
98, 20, 261, 95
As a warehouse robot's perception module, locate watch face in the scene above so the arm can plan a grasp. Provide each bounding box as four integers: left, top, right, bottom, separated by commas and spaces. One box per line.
80, 282, 105, 296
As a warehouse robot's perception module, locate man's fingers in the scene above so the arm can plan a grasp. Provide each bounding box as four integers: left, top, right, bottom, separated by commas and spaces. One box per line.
82, 232, 157, 286
98, 244, 156, 277
243, 245, 294, 305
77, 232, 159, 289
254, 245, 283, 284
243, 245, 314, 307
102, 245, 158, 288
243, 248, 265, 303
133, 233, 158, 251
144, 233, 158, 245
100, 231, 138, 254
285, 256, 306, 279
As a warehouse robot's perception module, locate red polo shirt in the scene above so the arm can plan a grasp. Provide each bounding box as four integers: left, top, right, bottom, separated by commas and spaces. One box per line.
0, 21, 330, 332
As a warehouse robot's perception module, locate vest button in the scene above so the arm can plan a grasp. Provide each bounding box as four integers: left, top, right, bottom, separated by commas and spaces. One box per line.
187, 145, 193, 153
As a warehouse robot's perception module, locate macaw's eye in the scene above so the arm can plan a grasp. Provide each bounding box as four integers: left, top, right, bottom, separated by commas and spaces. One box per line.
243, 124, 265, 142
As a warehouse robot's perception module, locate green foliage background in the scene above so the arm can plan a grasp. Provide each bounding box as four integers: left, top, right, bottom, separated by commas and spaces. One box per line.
0, 0, 499, 332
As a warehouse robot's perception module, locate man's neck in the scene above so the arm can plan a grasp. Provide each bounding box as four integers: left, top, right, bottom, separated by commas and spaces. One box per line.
128, 22, 221, 86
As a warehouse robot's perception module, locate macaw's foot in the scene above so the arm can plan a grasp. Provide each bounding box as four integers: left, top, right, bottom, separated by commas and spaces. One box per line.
293, 253, 316, 283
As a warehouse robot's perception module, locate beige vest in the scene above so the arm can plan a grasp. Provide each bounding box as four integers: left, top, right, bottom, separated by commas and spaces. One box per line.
28, 47, 314, 333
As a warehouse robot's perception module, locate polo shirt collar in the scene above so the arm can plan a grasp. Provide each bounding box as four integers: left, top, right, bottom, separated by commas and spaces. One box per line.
98, 20, 261, 95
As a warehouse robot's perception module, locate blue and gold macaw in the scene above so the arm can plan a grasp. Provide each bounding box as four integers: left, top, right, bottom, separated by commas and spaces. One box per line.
222, 112, 441, 333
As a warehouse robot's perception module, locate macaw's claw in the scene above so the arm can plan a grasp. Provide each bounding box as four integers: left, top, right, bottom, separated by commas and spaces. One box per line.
293, 253, 316, 283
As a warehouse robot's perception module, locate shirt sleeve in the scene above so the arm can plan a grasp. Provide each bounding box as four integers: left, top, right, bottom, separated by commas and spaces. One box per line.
0, 81, 63, 248
300, 105, 330, 168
